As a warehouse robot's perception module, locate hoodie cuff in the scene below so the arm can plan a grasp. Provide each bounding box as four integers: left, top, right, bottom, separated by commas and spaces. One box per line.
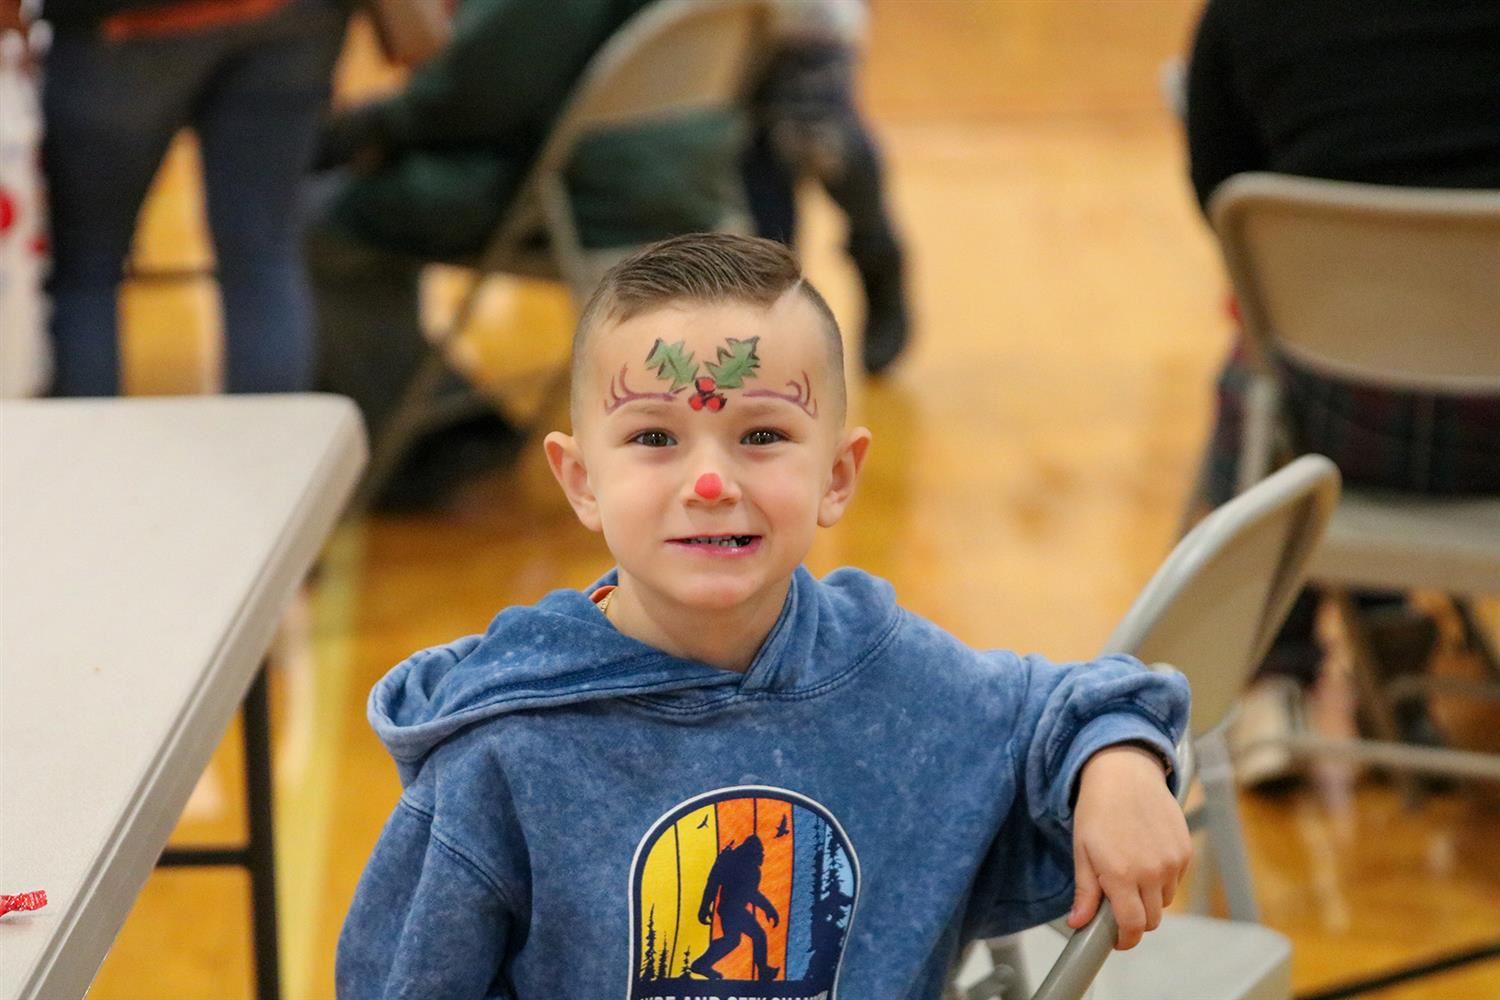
1053, 712, 1181, 828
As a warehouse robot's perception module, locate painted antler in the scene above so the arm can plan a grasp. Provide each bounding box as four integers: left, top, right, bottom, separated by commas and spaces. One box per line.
604, 365, 680, 414
744, 370, 819, 418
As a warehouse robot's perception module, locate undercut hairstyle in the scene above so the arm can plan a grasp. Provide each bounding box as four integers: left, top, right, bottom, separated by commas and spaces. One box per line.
570, 232, 846, 422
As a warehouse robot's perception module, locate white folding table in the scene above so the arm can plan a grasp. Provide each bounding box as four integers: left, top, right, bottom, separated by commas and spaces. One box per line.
0, 394, 366, 1000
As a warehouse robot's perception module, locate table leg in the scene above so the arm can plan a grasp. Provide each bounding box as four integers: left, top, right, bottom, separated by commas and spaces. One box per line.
157, 662, 281, 1000
242, 666, 282, 1000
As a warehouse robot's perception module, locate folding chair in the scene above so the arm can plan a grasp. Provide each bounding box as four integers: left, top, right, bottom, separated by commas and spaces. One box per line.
950, 454, 1341, 1000
357, 0, 773, 508
1210, 173, 1500, 787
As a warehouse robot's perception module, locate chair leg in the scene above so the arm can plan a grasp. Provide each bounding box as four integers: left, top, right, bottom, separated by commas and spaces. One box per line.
1197, 730, 1261, 923
353, 268, 495, 513
1453, 597, 1500, 680
948, 938, 1027, 1000
1186, 840, 1215, 915
1329, 591, 1424, 804
353, 347, 462, 512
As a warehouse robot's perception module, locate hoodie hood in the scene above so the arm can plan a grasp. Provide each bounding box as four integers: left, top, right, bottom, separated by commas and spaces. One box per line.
369, 566, 899, 783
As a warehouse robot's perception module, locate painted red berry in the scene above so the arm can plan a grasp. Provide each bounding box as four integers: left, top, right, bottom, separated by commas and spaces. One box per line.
689, 394, 705, 411
696, 376, 716, 393
705, 394, 725, 412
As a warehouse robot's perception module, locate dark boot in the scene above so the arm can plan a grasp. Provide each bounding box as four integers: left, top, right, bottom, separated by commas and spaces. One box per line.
855, 245, 910, 376
1359, 602, 1455, 793
1363, 602, 1442, 746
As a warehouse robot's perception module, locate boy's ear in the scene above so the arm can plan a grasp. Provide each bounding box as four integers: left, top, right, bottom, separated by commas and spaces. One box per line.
818, 426, 872, 528
543, 431, 602, 532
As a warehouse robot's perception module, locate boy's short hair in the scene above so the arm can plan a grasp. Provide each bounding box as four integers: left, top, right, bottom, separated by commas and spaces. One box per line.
571, 233, 846, 421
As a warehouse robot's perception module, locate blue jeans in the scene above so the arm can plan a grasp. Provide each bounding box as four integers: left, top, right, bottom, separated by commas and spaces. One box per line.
42, 0, 346, 395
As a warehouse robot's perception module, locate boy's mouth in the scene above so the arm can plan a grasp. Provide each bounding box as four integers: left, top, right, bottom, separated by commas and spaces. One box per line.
669, 534, 760, 549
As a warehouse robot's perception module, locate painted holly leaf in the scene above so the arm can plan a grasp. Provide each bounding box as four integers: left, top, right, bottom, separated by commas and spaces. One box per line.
644, 339, 697, 391
705, 336, 761, 389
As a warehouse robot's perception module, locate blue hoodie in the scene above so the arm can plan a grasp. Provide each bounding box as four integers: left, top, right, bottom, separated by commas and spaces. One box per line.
338, 567, 1189, 999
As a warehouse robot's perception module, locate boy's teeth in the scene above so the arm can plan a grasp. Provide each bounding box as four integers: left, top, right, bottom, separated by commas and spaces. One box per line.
686, 535, 752, 547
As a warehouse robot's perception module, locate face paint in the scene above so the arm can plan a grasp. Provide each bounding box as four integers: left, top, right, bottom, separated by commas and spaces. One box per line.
694, 472, 723, 499
603, 365, 678, 414
605, 336, 776, 413
744, 370, 819, 418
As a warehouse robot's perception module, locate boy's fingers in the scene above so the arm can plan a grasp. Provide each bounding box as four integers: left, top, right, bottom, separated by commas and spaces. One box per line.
1143, 884, 1164, 933
1110, 888, 1146, 950
1068, 853, 1102, 929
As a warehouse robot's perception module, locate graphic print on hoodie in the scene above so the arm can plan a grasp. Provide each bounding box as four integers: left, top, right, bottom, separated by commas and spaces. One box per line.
630, 786, 858, 997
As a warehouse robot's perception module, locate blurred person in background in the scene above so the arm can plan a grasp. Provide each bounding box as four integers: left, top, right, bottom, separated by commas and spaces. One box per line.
742, 0, 910, 376
41, 0, 347, 395
1183, 0, 1500, 788
308, 0, 748, 510
0, 0, 50, 399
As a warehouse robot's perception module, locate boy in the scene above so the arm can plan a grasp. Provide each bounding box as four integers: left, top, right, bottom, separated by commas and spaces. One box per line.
338, 234, 1192, 998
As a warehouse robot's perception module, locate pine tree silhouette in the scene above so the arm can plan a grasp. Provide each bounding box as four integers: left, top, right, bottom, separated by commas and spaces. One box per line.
656, 943, 670, 979
641, 905, 658, 980
806, 826, 854, 982
681, 948, 692, 978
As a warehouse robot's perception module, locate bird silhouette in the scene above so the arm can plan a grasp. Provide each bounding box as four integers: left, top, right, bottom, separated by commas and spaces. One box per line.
775, 816, 789, 838
696, 814, 710, 830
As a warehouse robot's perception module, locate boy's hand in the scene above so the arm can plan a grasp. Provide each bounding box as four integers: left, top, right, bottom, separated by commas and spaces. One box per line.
1067, 744, 1192, 950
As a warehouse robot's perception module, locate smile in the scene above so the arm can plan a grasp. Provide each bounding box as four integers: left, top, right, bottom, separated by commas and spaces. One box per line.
668, 534, 762, 553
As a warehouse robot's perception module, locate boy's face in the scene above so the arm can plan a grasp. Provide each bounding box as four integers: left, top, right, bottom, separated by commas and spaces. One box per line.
546, 291, 870, 617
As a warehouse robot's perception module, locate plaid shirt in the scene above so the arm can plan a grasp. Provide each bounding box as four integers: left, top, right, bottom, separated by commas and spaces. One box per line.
1207, 336, 1500, 506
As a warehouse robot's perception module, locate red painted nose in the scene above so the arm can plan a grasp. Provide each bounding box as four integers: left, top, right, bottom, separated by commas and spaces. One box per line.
694, 473, 723, 499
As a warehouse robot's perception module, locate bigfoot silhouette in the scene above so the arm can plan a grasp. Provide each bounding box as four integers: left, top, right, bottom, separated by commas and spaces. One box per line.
689, 835, 781, 981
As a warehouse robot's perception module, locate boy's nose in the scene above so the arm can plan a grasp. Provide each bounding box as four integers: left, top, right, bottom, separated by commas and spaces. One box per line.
685, 469, 737, 505
694, 473, 722, 500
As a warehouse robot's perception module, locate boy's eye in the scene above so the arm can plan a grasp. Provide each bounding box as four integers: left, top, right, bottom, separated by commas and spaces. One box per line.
630, 430, 676, 448
742, 428, 786, 446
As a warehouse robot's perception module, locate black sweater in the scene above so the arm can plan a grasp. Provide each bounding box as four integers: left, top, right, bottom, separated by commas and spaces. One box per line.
1185, 0, 1500, 211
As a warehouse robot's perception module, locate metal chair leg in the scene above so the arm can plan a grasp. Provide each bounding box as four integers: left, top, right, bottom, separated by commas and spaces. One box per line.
1197, 731, 1261, 923
1330, 592, 1423, 805
1453, 597, 1500, 679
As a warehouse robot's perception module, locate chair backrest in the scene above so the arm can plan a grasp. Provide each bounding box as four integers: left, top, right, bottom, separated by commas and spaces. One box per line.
1104, 452, 1338, 734
549, 0, 770, 140
1103, 453, 1340, 737
1210, 172, 1500, 395
495, 0, 770, 241
1025, 455, 1339, 1000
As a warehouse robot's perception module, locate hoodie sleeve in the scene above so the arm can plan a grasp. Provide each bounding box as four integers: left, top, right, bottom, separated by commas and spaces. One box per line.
337, 784, 525, 998
964, 653, 1190, 939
